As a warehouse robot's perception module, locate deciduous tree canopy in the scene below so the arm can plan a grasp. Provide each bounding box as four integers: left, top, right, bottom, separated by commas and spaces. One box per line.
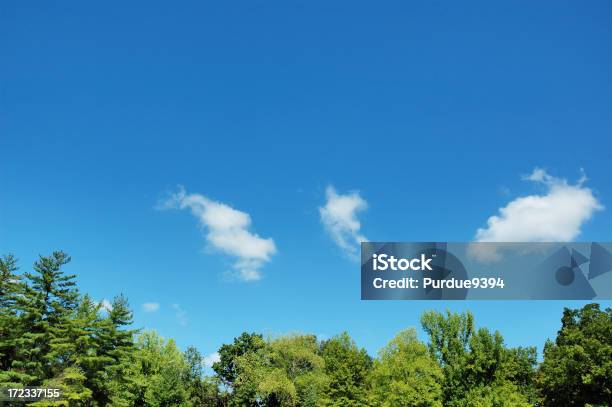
0, 252, 610, 406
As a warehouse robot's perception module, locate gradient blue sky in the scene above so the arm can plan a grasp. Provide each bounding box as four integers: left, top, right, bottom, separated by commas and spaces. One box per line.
2, 1, 611, 363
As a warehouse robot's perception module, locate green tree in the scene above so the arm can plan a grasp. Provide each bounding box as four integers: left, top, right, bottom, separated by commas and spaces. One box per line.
4, 251, 610, 407
30, 366, 93, 407
538, 303, 612, 406
234, 334, 328, 406
421, 310, 536, 406
10, 252, 80, 386
112, 331, 190, 406
368, 328, 443, 407
95, 294, 137, 406
184, 346, 226, 406
65, 294, 110, 405
0, 254, 24, 386
463, 381, 530, 407
59, 293, 137, 406
318, 332, 372, 406
214, 332, 265, 385
213, 332, 266, 406
421, 310, 474, 405
500, 347, 537, 403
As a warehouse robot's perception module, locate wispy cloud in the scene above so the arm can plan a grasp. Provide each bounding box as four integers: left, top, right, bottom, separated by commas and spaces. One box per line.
203, 352, 220, 368
471, 168, 603, 261
319, 186, 368, 259
142, 302, 160, 312
159, 186, 276, 282
99, 299, 113, 313
172, 303, 188, 326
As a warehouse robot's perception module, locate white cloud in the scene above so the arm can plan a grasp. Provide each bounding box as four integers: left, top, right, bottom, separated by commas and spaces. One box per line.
99, 299, 113, 313
160, 186, 276, 282
142, 302, 160, 312
319, 186, 368, 259
472, 168, 603, 260
203, 352, 220, 368
172, 303, 188, 326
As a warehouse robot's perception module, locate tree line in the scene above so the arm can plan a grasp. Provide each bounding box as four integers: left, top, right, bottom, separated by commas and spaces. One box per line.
0, 252, 610, 406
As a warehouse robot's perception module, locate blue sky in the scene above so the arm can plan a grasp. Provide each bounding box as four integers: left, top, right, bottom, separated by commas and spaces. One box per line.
2, 1, 612, 364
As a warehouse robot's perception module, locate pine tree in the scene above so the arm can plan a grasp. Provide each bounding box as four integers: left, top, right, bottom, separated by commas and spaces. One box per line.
0, 254, 25, 386
95, 294, 137, 406
69, 294, 114, 406
11, 252, 79, 385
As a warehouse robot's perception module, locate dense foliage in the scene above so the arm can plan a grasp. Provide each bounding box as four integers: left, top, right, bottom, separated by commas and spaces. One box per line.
1, 252, 610, 406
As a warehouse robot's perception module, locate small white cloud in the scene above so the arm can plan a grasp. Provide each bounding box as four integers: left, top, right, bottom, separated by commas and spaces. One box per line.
100, 299, 113, 313
466, 243, 506, 263
160, 187, 276, 282
172, 303, 188, 326
142, 302, 160, 312
203, 352, 220, 367
471, 168, 603, 261
319, 186, 368, 259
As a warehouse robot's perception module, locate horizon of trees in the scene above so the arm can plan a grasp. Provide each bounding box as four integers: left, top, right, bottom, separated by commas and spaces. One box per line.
0, 252, 610, 406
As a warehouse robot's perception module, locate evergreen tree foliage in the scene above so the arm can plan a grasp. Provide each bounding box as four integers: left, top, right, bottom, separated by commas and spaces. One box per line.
0, 254, 23, 385
12, 252, 78, 385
